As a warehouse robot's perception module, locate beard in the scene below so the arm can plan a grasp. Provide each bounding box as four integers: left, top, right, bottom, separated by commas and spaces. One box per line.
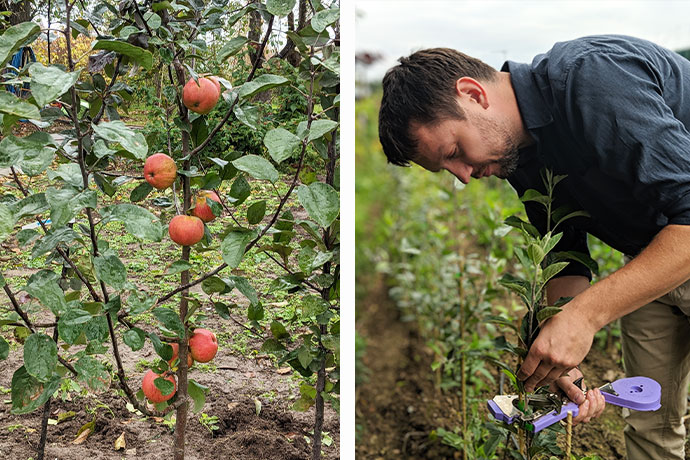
470, 111, 520, 179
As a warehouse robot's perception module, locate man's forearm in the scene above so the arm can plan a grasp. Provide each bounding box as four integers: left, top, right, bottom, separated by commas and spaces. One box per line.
546, 275, 591, 306
568, 224, 690, 331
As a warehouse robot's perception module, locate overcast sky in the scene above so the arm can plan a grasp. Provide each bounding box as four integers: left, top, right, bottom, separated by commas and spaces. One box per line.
355, 0, 690, 82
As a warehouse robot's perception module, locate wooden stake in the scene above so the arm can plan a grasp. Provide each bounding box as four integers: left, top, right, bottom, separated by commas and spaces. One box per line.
565, 411, 573, 459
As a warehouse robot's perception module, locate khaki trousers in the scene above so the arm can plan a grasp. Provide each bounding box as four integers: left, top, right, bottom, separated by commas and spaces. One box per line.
620, 274, 690, 460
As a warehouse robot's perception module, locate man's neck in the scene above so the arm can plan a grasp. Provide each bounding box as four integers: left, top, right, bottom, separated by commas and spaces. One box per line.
496, 71, 535, 149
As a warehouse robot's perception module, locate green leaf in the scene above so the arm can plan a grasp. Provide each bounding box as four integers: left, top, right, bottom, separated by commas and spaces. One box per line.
165, 260, 192, 275
232, 154, 279, 183
217, 37, 248, 62
154, 376, 175, 396
266, 0, 296, 16
504, 215, 540, 238
188, 379, 208, 413
542, 261, 570, 284
520, 188, 550, 205
311, 8, 339, 33
307, 119, 338, 142
25, 270, 67, 315
263, 128, 301, 163
247, 303, 264, 321
270, 320, 289, 340
127, 290, 156, 315
93, 253, 127, 291
527, 242, 545, 265
292, 395, 314, 412
238, 74, 289, 99
247, 200, 266, 225
0, 133, 55, 176
123, 328, 146, 351
552, 251, 600, 276
149, 333, 172, 361
101, 204, 163, 241
83, 315, 109, 343
220, 230, 254, 269
47, 163, 84, 189
233, 104, 260, 130
46, 187, 96, 227
0, 203, 16, 243
0, 22, 40, 67
93, 40, 153, 70
0, 92, 40, 120
130, 181, 152, 202
24, 333, 58, 382
214, 302, 231, 320
74, 356, 110, 391
32, 227, 81, 259
0, 335, 8, 360
92, 121, 148, 159
229, 176, 250, 205
297, 182, 339, 228
498, 273, 529, 298
486, 315, 518, 332
58, 308, 90, 345
153, 307, 186, 339
226, 276, 259, 305
297, 346, 312, 369
541, 232, 563, 256
537, 307, 562, 324
201, 276, 227, 295
552, 208, 590, 229
11, 366, 61, 415
29, 63, 81, 107
301, 295, 329, 317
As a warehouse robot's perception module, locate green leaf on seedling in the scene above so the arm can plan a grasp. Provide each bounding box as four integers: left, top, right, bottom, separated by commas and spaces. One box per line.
127, 290, 156, 315
301, 295, 329, 317
504, 215, 540, 238
307, 119, 338, 142
153, 307, 185, 339
101, 204, 163, 241
47, 164, 84, 189
220, 230, 254, 269
232, 155, 279, 183
520, 188, 550, 205
58, 309, 90, 345
527, 242, 545, 265
130, 182, 152, 202
542, 261, 569, 284
93, 121, 148, 159
29, 63, 80, 108
84, 316, 109, 343
552, 251, 599, 276
217, 37, 248, 62
498, 273, 529, 298
123, 328, 146, 351
0, 336, 8, 360
149, 333, 172, 361
263, 128, 301, 163
247, 303, 264, 321
247, 200, 266, 225
74, 356, 110, 391
188, 379, 208, 413
154, 376, 175, 396
270, 320, 289, 340
226, 276, 259, 305
238, 74, 289, 99
46, 188, 97, 227
11, 365, 61, 414
214, 302, 232, 319
297, 182, 339, 228
0, 22, 40, 68
311, 8, 339, 33
486, 315, 518, 332
201, 276, 227, 295
24, 333, 58, 382
0, 92, 40, 120
93, 253, 127, 291
297, 346, 312, 369
93, 40, 153, 70
537, 307, 562, 324
266, 0, 296, 16
229, 176, 251, 205
233, 104, 260, 130
541, 232, 563, 256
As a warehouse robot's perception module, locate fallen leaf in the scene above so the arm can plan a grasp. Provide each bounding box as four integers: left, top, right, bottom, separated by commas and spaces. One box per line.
73, 427, 92, 445
276, 367, 291, 375
227, 402, 239, 410
153, 417, 164, 423
57, 410, 76, 424
254, 398, 262, 416
114, 432, 126, 450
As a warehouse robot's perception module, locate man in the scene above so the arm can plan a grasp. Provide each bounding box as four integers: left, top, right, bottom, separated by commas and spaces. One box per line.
378, 36, 690, 460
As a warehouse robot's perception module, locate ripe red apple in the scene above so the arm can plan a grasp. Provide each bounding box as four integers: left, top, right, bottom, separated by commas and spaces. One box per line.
182, 77, 220, 115
142, 370, 176, 403
168, 215, 204, 246
144, 153, 177, 190
191, 190, 221, 222
169, 342, 194, 369
188, 328, 218, 363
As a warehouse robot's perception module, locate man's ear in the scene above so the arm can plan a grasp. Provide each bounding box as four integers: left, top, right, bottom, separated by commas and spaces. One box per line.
455, 77, 489, 109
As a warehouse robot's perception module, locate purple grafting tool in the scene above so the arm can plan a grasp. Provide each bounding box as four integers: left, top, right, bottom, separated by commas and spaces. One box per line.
487, 376, 661, 433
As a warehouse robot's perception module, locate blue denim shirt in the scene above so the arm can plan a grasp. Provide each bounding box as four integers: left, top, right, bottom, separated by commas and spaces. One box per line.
504, 35, 690, 278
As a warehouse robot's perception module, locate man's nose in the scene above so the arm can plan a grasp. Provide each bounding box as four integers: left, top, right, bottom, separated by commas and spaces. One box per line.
447, 163, 473, 184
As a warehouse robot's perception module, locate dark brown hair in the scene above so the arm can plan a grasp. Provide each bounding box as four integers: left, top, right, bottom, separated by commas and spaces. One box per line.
378, 48, 497, 166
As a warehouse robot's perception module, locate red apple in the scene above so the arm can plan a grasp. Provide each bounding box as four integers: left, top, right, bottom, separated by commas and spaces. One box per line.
168, 215, 204, 246
191, 190, 221, 222
169, 342, 194, 369
188, 328, 218, 363
144, 153, 177, 190
208, 76, 221, 94
142, 370, 176, 403
182, 77, 220, 115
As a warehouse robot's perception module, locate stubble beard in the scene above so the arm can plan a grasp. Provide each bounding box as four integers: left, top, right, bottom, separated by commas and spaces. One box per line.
472, 112, 520, 179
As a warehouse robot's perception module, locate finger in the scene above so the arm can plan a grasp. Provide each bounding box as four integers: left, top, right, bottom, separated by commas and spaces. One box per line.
523, 363, 554, 393
517, 351, 541, 382
572, 399, 590, 425
557, 377, 586, 405
581, 389, 599, 423
592, 388, 606, 418
534, 367, 568, 393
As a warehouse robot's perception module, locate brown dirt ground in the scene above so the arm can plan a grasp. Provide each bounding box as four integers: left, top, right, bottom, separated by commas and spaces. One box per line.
0, 314, 339, 460
356, 276, 690, 459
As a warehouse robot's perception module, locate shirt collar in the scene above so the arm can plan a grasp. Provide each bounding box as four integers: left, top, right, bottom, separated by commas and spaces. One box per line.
501, 60, 553, 130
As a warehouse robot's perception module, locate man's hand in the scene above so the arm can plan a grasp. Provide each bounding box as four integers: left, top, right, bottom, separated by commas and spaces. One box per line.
551, 367, 606, 425
517, 305, 597, 392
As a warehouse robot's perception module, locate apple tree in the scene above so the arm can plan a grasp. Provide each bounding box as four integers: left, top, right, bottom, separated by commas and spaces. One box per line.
0, 1, 339, 459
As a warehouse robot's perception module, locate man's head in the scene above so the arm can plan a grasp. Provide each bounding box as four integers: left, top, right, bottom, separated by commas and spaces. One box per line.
379, 48, 521, 183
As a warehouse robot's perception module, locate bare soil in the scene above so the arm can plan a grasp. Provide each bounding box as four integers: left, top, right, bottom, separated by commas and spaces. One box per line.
0, 316, 339, 460
356, 276, 690, 459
